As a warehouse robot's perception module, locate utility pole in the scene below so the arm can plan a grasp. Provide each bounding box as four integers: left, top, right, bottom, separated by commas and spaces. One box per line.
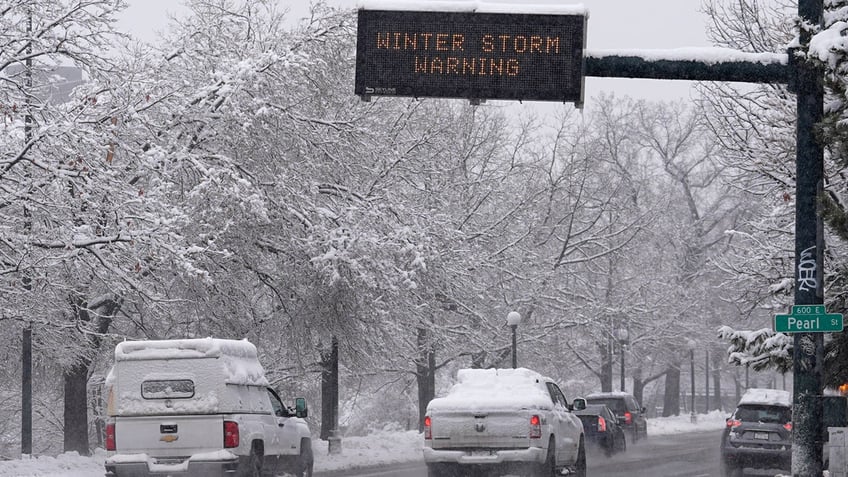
705, 348, 710, 413
21, 3, 33, 457
790, 0, 825, 474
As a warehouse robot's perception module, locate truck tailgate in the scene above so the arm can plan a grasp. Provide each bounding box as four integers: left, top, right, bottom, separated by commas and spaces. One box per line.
115, 415, 224, 457
430, 410, 533, 448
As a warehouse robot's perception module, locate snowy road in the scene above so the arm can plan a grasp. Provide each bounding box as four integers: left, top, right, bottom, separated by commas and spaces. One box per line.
315, 429, 728, 477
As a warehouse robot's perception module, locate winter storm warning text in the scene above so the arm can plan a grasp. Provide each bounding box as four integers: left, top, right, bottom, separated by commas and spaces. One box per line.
354, 10, 585, 102
373, 32, 562, 77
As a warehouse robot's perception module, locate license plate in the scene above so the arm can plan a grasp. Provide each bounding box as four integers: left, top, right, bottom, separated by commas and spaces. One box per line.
470, 450, 492, 457
754, 432, 770, 440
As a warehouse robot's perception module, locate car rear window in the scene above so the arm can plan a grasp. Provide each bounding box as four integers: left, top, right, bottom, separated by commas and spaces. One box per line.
141, 379, 195, 399
587, 398, 625, 412
734, 404, 791, 423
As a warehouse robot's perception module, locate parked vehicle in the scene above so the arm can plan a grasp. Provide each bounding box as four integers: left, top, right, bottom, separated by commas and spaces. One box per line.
574, 403, 627, 457
720, 388, 792, 477
103, 338, 313, 477
585, 391, 648, 442
423, 367, 587, 477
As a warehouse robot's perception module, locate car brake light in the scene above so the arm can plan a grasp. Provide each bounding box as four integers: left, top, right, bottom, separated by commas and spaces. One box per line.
784, 422, 793, 431
624, 411, 632, 425
597, 416, 607, 432
424, 416, 432, 440
530, 415, 542, 439
105, 423, 116, 451
224, 420, 239, 448
726, 419, 742, 428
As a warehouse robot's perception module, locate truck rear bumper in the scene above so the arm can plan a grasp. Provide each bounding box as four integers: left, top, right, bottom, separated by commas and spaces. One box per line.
104, 457, 239, 477
423, 446, 546, 465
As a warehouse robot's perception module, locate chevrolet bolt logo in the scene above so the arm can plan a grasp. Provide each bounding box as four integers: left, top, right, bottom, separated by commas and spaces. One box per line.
160, 435, 179, 443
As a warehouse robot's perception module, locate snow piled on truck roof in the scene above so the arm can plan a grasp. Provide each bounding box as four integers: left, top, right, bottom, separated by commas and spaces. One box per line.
113, 338, 268, 387
115, 337, 258, 360
427, 368, 554, 412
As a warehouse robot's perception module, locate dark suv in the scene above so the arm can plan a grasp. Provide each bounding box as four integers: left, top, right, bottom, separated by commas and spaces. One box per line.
585, 392, 648, 442
720, 388, 792, 477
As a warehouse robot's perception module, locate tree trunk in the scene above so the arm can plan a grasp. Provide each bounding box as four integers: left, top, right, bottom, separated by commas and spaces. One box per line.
63, 294, 119, 455
600, 340, 613, 392
471, 351, 486, 369
416, 327, 435, 432
711, 352, 723, 411
64, 363, 90, 454
320, 337, 339, 440
634, 369, 667, 411
734, 370, 742, 404
632, 366, 645, 405
633, 376, 645, 406
662, 366, 681, 417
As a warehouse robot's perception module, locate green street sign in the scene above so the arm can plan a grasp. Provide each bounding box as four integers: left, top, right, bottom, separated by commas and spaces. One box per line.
774, 305, 844, 333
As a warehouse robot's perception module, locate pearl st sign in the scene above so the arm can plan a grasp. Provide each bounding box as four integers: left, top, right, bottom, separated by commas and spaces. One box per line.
355, 7, 586, 103
774, 305, 844, 334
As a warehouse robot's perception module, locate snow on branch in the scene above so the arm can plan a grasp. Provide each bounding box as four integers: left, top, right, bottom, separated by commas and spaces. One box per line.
717, 325, 792, 373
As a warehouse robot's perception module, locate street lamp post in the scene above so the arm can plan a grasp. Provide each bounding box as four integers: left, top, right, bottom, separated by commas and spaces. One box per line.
507, 311, 522, 369
688, 339, 697, 423
615, 328, 629, 392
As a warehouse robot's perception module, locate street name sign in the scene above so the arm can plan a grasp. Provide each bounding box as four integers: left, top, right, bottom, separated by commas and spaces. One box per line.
773, 305, 844, 333
355, 7, 586, 103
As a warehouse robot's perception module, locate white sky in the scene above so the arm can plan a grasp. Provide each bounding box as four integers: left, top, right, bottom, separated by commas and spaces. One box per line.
118, 0, 719, 107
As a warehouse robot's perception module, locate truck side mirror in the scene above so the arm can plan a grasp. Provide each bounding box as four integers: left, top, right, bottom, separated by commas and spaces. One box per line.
295, 397, 308, 418
572, 397, 586, 411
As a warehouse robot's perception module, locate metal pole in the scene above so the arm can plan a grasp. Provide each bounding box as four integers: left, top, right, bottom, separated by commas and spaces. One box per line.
21, 4, 33, 457
620, 342, 625, 392
705, 348, 710, 412
511, 324, 517, 369
792, 1, 825, 475
690, 349, 695, 418
21, 327, 31, 456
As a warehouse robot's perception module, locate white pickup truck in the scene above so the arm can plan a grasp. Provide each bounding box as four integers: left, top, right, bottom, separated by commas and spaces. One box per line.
423, 368, 586, 477
102, 338, 312, 477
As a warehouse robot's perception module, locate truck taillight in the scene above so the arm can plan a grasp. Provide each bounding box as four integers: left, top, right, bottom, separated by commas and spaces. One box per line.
105, 423, 116, 451
424, 416, 432, 440
224, 420, 239, 448
784, 422, 793, 431
597, 416, 607, 432
529, 415, 542, 439
624, 411, 632, 425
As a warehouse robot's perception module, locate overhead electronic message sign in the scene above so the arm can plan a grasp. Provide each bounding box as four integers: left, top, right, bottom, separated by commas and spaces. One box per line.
355, 9, 586, 103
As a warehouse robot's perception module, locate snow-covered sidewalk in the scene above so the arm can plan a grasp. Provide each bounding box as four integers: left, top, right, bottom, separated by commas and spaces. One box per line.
0, 411, 729, 476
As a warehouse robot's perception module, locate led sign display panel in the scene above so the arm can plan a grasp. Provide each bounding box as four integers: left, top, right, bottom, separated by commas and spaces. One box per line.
355, 9, 586, 103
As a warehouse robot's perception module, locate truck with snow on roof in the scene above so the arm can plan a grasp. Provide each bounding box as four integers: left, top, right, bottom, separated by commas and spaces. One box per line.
423, 367, 587, 477
102, 338, 312, 477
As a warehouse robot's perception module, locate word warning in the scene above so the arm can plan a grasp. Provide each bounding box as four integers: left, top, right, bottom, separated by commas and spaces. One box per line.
355, 9, 586, 103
